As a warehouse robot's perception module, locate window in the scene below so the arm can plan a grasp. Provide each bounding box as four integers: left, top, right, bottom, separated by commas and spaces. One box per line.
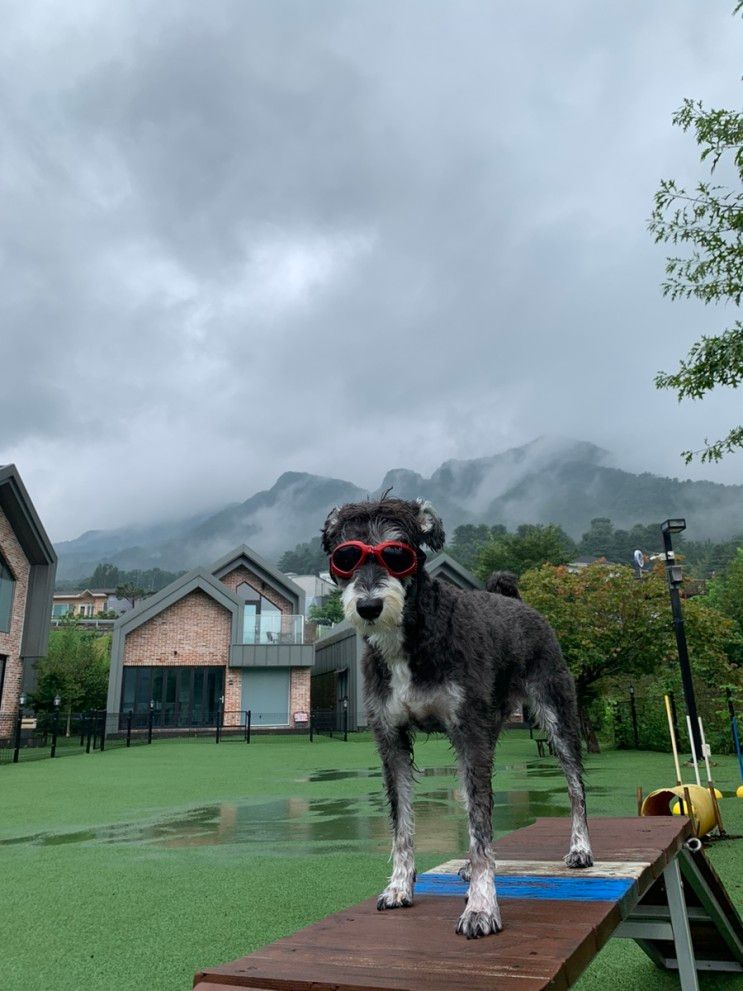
52, 603, 71, 618
121, 666, 224, 727
0, 553, 15, 633
236, 582, 287, 644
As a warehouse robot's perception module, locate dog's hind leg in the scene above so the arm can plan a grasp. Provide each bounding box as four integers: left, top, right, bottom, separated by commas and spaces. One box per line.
452, 732, 502, 937
373, 722, 417, 910
526, 669, 593, 868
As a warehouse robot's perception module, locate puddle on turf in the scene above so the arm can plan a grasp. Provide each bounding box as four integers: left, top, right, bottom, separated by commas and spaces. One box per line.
0, 783, 594, 854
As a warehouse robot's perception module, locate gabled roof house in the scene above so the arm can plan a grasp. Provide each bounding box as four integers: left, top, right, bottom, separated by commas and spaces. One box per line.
0, 465, 57, 724
107, 544, 313, 729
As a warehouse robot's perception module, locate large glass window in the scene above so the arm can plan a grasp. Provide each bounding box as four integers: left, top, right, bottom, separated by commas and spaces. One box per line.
120, 666, 224, 727
0, 553, 15, 633
52, 603, 71, 618
236, 581, 291, 644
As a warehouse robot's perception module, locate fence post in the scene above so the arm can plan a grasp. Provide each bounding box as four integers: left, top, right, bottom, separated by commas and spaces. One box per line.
629, 685, 639, 749
309, 717, 314, 743
99, 710, 107, 752
126, 710, 132, 747
12, 708, 23, 763
245, 710, 251, 744
343, 706, 348, 742
215, 707, 222, 744
147, 705, 154, 745
85, 712, 93, 754
51, 707, 59, 759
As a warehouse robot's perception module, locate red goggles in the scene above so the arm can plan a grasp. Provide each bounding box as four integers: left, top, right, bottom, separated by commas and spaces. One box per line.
329, 540, 418, 578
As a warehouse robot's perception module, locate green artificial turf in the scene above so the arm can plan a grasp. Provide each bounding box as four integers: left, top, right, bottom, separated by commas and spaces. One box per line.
2, 731, 743, 991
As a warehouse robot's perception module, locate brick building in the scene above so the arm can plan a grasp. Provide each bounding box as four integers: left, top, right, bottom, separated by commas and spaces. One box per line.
107, 545, 313, 729
0, 465, 57, 726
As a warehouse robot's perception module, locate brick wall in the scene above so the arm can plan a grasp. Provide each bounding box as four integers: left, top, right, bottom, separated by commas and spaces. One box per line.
0, 507, 30, 721
289, 668, 311, 725
219, 566, 293, 614
123, 590, 231, 667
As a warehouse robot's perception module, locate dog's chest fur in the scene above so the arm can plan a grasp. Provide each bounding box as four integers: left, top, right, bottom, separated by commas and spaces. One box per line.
367, 629, 463, 730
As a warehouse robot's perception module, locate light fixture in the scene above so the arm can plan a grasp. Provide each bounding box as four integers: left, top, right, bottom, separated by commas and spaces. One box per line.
661, 518, 686, 535
53, 694, 61, 708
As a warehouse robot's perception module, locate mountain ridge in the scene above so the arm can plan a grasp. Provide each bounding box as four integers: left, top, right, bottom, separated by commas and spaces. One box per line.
54, 438, 743, 579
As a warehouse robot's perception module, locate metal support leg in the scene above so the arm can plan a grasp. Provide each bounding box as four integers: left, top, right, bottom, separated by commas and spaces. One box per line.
663, 857, 699, 991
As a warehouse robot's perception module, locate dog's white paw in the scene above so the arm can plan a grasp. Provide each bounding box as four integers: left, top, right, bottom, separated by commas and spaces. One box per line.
564, 848, 593, 868
456, 906, 502, 938
377, 885, 414, 910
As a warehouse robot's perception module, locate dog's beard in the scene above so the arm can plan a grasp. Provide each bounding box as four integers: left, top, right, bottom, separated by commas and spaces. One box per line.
342, 575, 406, 633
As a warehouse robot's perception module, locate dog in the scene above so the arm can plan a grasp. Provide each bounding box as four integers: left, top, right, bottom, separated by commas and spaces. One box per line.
321, 496, 592, 939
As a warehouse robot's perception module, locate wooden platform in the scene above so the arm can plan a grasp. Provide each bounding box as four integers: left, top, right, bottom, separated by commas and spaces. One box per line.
193, 817, 743, 991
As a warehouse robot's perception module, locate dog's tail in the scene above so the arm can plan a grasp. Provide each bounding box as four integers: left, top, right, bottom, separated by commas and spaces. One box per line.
485, 571, 521, 599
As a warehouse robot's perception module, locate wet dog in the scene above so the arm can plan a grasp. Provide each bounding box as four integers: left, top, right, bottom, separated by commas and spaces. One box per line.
321, 496, 592, 938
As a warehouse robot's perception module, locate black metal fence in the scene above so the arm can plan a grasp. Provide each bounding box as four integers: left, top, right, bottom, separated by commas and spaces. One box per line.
0, 706, 324, 764
612, 686, 742, 755
311, 706, 349, 741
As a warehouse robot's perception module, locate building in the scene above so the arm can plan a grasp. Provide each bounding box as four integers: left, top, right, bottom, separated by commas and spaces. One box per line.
0, 465, 57, 724
107, 545, 313, 729
52, 588, 133, 618
285, 572, 336, 616
312, 553, 483, 731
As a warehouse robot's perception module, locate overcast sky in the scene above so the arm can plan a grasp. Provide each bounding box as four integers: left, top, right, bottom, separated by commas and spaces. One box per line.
2, 1, 741, 542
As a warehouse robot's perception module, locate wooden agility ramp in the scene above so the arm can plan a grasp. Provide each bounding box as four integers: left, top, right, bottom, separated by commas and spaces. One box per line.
194, 817, 743, 991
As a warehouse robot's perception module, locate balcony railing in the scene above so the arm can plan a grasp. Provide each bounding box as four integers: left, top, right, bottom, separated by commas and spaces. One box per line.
241, 613, 306, 646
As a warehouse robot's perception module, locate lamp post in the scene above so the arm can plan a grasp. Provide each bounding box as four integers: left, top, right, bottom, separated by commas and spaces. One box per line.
661, 518, 702, 759
51, 694, 61, 758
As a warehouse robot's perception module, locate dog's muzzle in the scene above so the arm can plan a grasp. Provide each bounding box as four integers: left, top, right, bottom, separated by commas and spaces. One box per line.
356, 597, 384, 621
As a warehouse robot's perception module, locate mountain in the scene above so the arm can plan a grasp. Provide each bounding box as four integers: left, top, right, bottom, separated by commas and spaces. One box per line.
54, 438, 743, 579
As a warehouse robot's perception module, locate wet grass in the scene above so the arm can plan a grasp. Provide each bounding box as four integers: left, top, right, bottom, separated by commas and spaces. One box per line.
2, 731, 743, 991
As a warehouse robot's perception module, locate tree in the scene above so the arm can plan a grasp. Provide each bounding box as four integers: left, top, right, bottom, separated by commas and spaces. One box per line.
30, 618, 110, 733
278, 536, 327, 575
520, 562, 742, 752
650, 5, 743, 463
309, 589, 344, 626
706, 547, 743, 631
447, 524, 506, 570
475, 524, 576, 579
115, 582, 147, 608
520, 563, 670, 751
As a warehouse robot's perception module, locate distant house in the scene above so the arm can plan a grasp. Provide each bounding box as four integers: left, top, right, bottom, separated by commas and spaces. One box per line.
107, 545, 313, 730
52, 588, 133, 618
312, 553, 483, 731
285, 572, 336, 616
0, 465, 57, 724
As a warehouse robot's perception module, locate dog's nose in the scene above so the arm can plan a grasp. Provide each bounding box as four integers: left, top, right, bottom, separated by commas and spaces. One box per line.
357, 597, 384, 621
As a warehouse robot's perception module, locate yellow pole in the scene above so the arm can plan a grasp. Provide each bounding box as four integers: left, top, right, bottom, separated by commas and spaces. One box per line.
664, 694, 682, 786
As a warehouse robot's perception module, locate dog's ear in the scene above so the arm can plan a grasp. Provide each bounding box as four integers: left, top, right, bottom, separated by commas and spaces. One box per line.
415, 499, 445, 551
321, 506, 342, 554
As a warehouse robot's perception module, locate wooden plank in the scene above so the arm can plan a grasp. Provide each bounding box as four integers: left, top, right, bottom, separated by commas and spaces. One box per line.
194, 818, 689, 991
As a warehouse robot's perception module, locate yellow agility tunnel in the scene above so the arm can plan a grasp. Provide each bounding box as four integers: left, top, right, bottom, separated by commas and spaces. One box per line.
641, 784, 716, 837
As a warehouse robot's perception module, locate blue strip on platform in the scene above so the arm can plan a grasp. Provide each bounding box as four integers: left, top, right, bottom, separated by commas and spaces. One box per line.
416, 872, 634, 903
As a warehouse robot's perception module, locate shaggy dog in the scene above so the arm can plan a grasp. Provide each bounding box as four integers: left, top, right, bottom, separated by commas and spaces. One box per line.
321, 496, 592, 938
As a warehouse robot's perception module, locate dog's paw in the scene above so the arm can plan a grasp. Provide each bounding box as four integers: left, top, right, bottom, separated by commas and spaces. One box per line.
457, 861, 472, 883
456, 907, 502, 939
564, 848, 594, 868
377, 886, 414, 911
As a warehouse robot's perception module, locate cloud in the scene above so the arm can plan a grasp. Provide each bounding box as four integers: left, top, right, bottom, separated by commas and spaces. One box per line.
1, 0, 742, 540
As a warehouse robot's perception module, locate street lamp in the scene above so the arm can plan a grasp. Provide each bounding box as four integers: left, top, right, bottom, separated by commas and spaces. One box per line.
660, 518, 702, 758
53, 694, 61, 709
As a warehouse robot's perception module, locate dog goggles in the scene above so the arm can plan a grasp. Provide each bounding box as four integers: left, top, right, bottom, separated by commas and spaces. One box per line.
329, 540, 418, 578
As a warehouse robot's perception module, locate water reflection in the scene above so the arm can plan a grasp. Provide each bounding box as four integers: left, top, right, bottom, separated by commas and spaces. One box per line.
0, 783, 586, 854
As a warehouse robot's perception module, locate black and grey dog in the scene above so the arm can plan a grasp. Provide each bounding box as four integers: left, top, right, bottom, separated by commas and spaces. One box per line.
321, 496, 592, 939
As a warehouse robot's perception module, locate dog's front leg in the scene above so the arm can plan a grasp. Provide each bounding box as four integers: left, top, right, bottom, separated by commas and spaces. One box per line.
373, 722, 416, 910
455, 742, 502, 938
